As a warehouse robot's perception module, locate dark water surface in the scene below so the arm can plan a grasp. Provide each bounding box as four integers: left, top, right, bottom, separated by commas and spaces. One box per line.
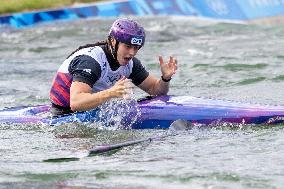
0, 16, 284, 188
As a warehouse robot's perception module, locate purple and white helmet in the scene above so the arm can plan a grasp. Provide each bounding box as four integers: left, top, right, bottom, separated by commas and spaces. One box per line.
109, 18, 145, 47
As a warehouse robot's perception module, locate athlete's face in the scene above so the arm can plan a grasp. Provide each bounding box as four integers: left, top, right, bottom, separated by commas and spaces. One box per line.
116, 42, 140, 66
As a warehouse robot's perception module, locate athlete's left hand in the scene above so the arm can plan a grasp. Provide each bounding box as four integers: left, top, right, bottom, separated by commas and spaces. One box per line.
159, 55, 178, 80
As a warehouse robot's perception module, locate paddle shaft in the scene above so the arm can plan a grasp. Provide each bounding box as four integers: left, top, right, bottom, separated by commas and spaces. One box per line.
88, 134, 172, 155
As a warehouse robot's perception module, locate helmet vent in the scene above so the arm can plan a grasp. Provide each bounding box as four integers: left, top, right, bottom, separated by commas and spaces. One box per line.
117, 23, 123, 30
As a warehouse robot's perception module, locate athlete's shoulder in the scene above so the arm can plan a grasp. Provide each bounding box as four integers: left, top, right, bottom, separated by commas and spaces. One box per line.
131, 57, 147, 71
71, 46, 104, 58
70, 54, 98, 66
68, 54, 101, 73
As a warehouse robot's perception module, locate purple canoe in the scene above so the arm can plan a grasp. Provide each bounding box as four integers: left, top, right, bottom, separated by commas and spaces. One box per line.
0, 96, 284, 129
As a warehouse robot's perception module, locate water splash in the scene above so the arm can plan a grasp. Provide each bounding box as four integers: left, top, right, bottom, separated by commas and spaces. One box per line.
96, 98, 141, 130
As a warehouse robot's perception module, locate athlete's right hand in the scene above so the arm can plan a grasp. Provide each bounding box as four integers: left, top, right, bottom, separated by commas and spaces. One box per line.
108, 77, 134, 98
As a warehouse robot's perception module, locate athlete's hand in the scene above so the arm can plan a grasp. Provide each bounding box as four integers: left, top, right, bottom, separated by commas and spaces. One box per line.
108, 77, 134, 98
159, 55, 177, 81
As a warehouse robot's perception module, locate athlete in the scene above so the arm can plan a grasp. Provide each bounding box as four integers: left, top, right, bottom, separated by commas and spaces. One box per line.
50, 18, 177, 116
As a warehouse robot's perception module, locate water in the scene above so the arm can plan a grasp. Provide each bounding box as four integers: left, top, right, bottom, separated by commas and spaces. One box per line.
0, 16, 284, 188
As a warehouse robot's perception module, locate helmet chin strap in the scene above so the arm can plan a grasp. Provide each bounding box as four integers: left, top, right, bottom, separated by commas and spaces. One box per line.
108, 36, 120, 65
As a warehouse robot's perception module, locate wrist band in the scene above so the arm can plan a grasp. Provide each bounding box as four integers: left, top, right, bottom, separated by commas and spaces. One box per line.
161, 76, 171, 82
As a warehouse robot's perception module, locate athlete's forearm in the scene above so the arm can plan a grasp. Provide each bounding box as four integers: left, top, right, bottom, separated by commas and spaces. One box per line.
70, 89, 114, 112
150, 79, 170, 95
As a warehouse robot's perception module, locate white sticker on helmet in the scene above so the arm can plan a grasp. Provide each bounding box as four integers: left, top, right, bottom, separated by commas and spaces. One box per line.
131, 37, 143, 45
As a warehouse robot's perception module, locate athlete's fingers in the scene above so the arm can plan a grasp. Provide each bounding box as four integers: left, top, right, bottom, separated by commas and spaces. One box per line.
159, 55, 164, 66
169, 56, 174, 65
173, 58, 178, 70
119, 75, 126, 81
124, 79, 134, 89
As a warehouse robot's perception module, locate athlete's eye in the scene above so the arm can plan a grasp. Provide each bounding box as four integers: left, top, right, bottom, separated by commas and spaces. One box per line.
133, 46, 139, 51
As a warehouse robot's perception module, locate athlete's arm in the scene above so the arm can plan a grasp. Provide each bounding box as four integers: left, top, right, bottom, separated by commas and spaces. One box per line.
68, 55, 128, 112
138, 74, 169, 95
70, 78, 128, 112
